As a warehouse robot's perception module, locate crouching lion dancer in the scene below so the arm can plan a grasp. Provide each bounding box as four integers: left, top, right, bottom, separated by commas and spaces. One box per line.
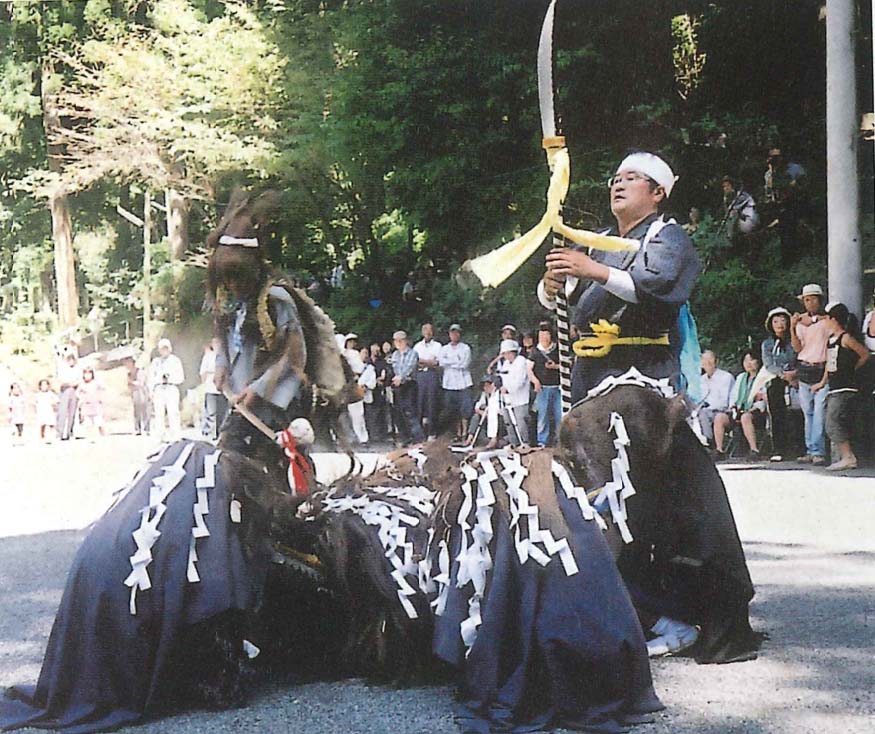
541, 151, 761, 663
0, 191, 348, 733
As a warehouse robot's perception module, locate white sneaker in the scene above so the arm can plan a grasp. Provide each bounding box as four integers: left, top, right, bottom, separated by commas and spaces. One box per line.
647, 616, 699, 657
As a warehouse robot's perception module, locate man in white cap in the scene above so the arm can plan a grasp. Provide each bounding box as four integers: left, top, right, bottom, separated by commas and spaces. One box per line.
539, 150, 701, 399
149, 337, 185, 442
790, 283, 830, 465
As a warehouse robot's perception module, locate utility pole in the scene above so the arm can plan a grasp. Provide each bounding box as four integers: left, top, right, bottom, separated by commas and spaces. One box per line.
826, 0, 862, 316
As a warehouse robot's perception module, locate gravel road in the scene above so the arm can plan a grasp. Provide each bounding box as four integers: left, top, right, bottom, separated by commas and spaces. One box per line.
1, 434, 873, 734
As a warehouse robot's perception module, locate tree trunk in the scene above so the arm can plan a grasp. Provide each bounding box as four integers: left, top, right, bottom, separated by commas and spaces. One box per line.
165, 188, 190, 260
143, 191, 152, 340
48, 192, 78, 326
41, 61, 79, 327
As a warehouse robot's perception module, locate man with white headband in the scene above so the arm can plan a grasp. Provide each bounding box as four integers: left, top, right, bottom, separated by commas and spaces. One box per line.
540, 150, 701, 399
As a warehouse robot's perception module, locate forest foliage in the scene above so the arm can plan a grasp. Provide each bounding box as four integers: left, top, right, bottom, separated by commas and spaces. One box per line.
0, 0, 871, 370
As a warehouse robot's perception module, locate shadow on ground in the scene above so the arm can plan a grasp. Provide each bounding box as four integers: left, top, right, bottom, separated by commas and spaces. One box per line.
1, 530, 873, 733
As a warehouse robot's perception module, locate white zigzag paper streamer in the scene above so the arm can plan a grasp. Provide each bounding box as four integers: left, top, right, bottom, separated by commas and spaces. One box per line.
322, 485, 435, 619
498, 452, 578, 575
552, 460, 607, 531
187, 449, 221, 583
453, 459, 495, 653
590, 412, 636, 543
124, 442, 196, 614
446, 450, 582, 654
582, 366, 675, 403
406, 448, 428, 474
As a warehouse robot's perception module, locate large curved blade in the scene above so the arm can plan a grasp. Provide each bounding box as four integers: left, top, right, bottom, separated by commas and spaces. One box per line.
537, 0, 558, 140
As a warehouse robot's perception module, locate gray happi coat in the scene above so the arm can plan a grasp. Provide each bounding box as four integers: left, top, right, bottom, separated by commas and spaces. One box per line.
567, 213, 701, 400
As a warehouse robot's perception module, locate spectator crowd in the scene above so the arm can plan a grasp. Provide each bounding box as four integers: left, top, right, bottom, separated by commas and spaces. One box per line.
694, 282, 873, 471
333, 320, 564, 450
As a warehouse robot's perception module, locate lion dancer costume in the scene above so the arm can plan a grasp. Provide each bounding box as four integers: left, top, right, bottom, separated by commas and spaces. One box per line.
538, 152, 760, 663
0, 192, 346, 733
464, 0, 759, 667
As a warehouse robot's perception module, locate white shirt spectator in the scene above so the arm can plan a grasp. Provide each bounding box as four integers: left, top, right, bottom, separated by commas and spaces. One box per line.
413, 338, 443, 370
439, 341, 473, 390
199, 349, 220, 395
343, 348, 365, 376
700, 368, 735, 412
57, 359, 83, 388
149, 354, 185, 390
473, 389, 501, 438
358, 362, 377, 404
500, 355, 530, 408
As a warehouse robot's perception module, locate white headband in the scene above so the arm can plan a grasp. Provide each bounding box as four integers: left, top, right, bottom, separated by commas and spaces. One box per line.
218, 234, 259, 248
616, 152, 677, 197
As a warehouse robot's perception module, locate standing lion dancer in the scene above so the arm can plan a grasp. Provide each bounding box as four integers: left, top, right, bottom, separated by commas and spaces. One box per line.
466, 0, 640, 414
208, 190, 308, 451
207, 190, 349, 462
466, 1, 760, 665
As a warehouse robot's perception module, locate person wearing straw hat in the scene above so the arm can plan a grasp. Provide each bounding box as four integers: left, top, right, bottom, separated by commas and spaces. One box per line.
790, 283, 830, 465
539, 150, 701, 400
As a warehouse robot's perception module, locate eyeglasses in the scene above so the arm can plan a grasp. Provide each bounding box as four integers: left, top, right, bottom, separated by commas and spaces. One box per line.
607, 172, 653, 188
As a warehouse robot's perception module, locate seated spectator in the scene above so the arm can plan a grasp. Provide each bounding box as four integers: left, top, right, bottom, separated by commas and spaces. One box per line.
761, 307, 799, 461
763, 147, 809, 263
714, 351, 767, 459
496, 339, 530, 448
813, 302, 870, 471
697, 350, 735, 447
683, 207, 702, 236
465, 375, 501, 449
401, 271, 422, 303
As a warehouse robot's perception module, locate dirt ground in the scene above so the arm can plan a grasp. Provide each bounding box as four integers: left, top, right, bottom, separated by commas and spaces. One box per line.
1, 434, 873, 734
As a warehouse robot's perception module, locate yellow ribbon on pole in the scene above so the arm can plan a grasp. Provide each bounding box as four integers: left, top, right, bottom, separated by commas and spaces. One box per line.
466, 146, 639, 289
573, 320, 669, 358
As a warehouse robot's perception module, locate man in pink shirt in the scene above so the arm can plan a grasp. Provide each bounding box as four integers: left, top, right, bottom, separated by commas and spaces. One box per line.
790, 283, 831, 464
